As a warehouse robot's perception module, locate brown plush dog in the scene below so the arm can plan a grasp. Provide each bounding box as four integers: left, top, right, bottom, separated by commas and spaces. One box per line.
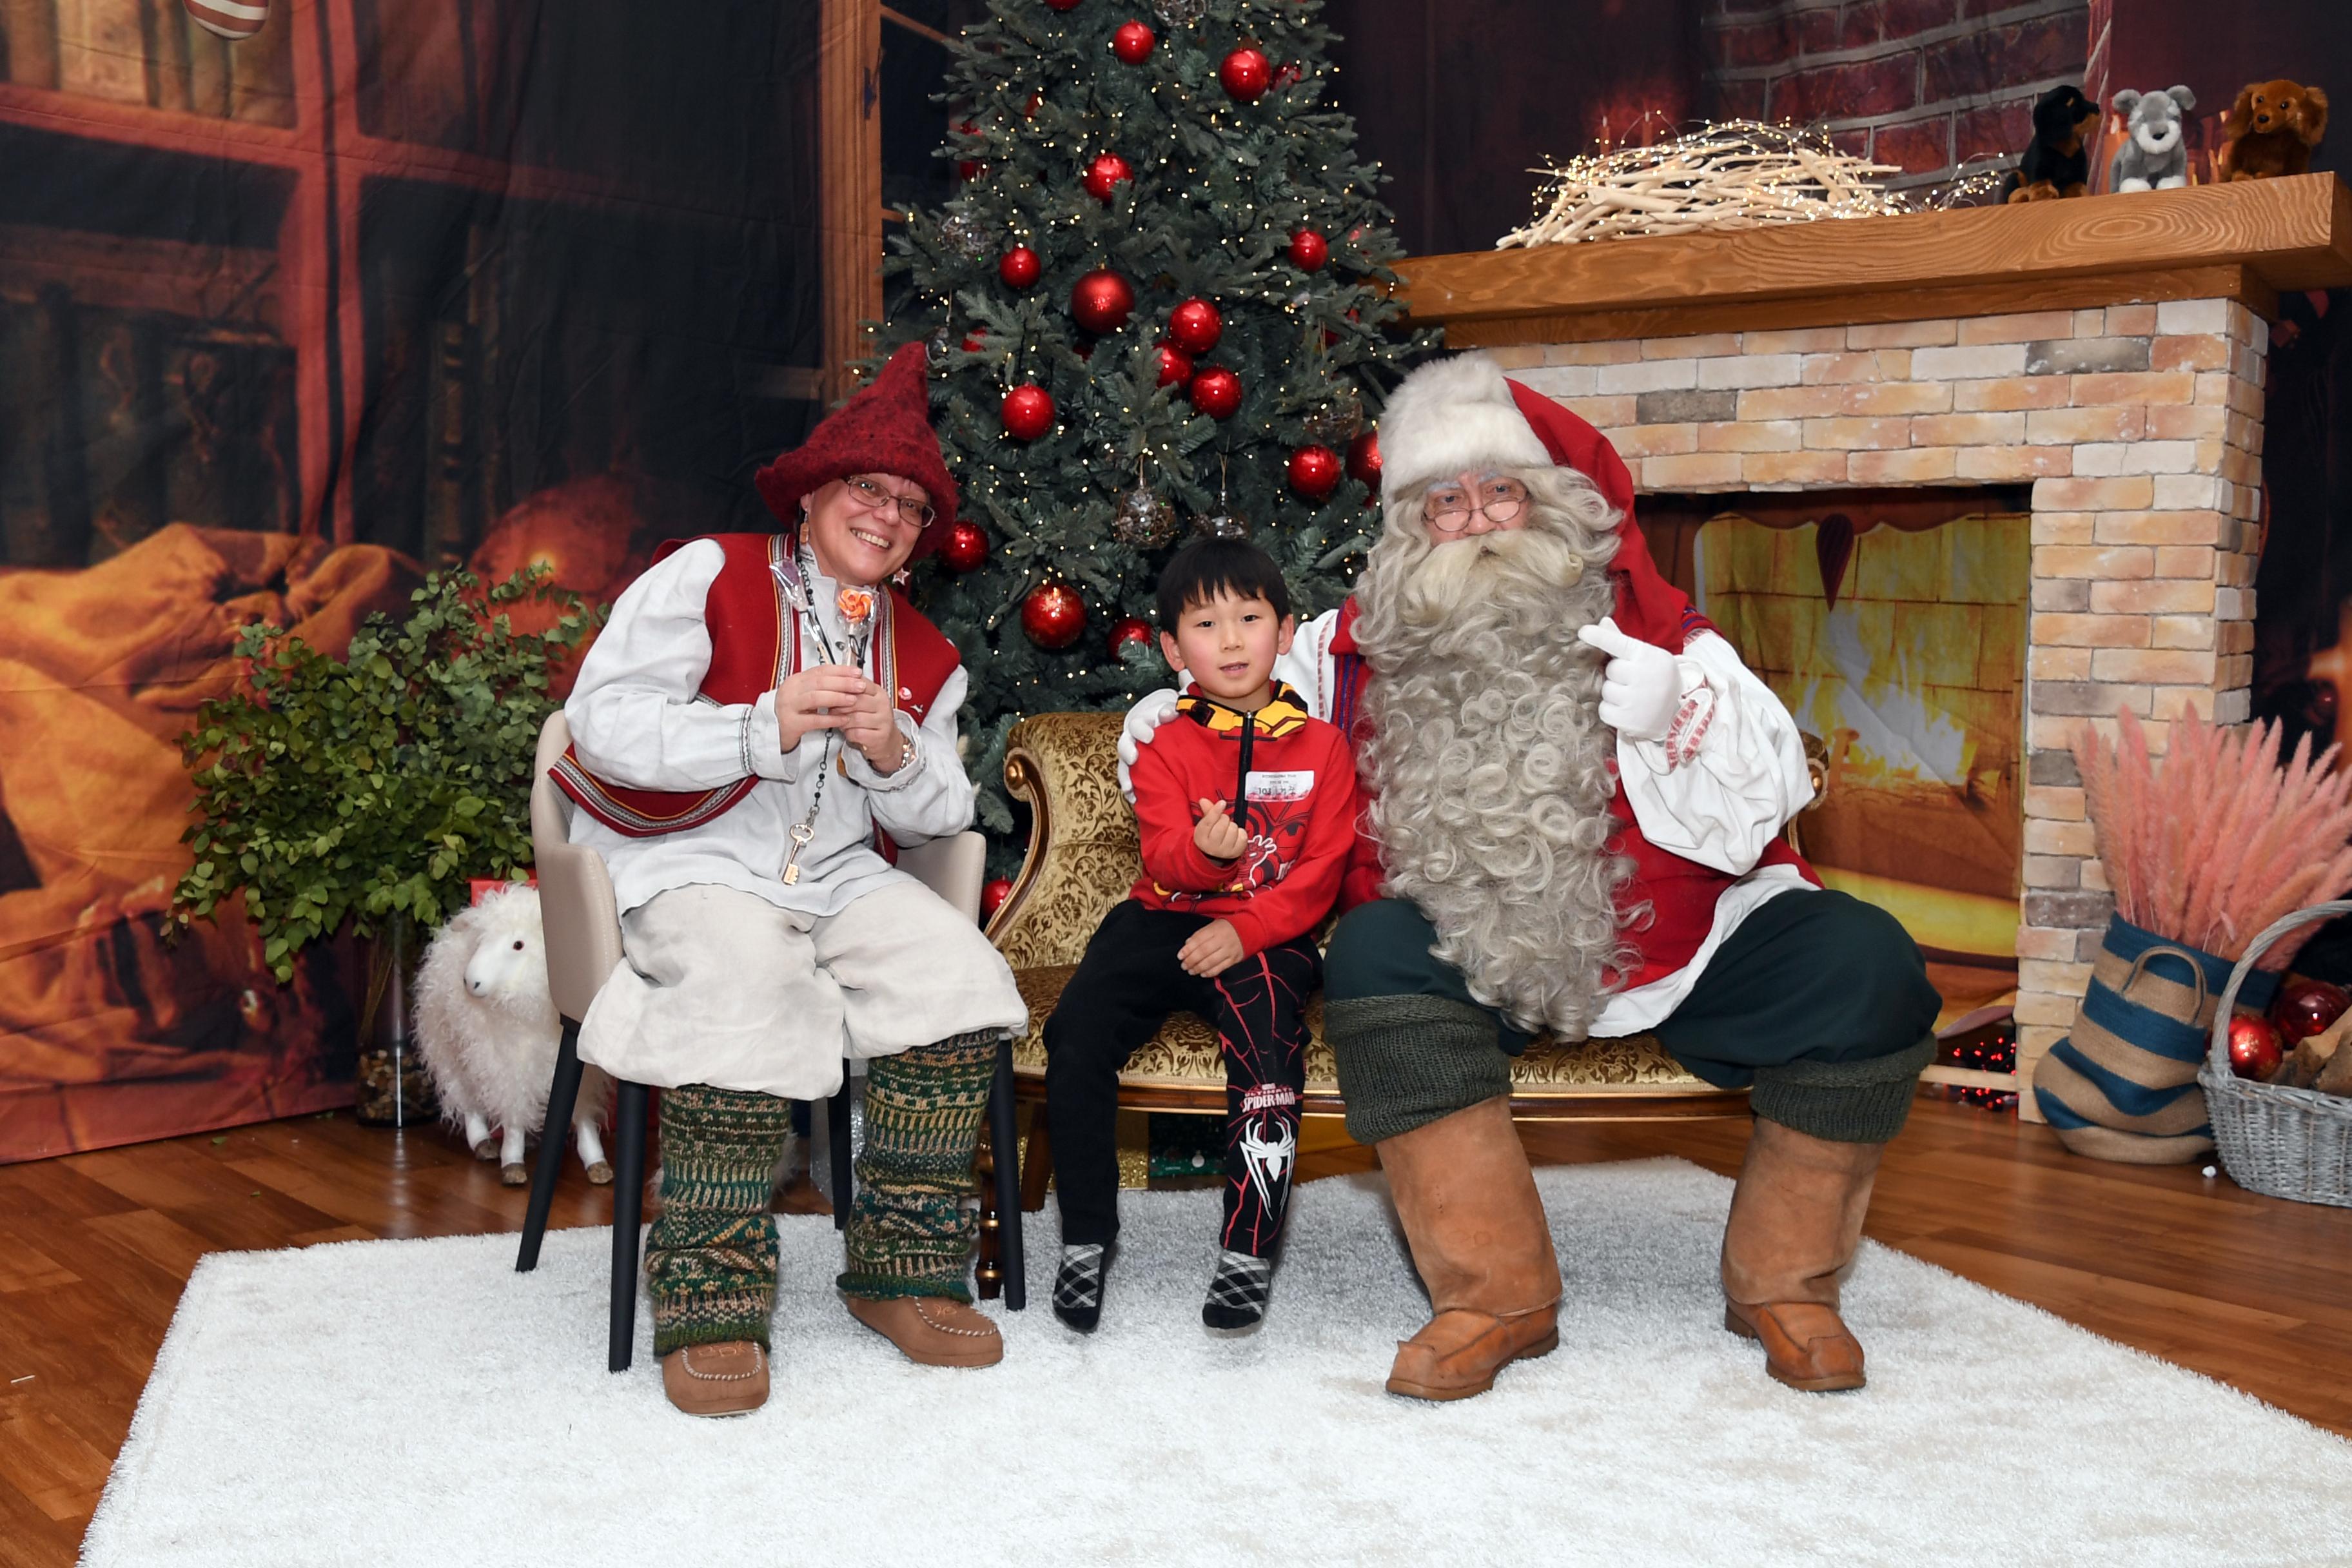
2222, 80, 2329, 180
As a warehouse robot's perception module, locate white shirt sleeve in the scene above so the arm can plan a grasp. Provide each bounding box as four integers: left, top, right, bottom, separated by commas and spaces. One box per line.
564, 540, 790, 790
852, 665, 977, 845
1614, 630, 1813, 876
1273, 607, 1344, 722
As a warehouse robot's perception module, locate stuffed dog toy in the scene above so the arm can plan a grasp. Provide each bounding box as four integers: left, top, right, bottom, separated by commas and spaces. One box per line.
2110, 86, 2197, 191
2005, 84, 2101, 202
2222, 79, 2329, 180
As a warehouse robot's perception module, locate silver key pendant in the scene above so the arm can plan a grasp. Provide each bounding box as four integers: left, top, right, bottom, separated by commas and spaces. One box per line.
781, 821, 817, 886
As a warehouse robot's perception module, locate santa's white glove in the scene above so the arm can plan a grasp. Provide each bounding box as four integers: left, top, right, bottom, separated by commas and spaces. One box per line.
1115, 687, 1182, 803
1576, 616, 1683, 743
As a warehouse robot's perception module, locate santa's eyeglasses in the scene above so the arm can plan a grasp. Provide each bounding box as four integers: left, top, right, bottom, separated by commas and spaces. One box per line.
841, 476, 935, 529
1422, 477, 1529, 533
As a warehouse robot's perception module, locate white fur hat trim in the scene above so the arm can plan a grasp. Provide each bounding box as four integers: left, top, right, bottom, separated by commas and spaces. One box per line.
1377, 351, 1550, 504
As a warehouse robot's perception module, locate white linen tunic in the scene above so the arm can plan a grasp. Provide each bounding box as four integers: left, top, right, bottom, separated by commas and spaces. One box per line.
1273, 607, 1818, 1037
562, 540, 1026, 1097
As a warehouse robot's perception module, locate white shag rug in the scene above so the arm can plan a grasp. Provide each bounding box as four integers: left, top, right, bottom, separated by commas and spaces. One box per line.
86, 1159, 2352, 1568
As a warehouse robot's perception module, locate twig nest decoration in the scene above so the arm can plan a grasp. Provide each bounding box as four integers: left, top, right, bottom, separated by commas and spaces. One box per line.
1113, 485, 1177, 547
1498, 121, 1908, 248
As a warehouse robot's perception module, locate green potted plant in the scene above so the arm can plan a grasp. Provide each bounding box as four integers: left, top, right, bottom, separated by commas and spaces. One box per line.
172, 567, 602, 1126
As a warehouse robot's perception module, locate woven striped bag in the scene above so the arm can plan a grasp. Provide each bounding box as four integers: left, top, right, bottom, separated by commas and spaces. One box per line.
2032, 914, 2281, 1164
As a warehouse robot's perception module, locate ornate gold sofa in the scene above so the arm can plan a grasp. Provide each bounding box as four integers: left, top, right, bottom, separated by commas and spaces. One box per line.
987, 712, 1773, 1201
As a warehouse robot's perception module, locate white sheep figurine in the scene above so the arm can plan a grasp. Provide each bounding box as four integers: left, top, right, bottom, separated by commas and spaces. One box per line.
415, 885, 612, 1187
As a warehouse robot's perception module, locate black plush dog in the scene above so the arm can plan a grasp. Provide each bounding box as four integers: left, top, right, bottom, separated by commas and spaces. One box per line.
2003, 84, 2101, 202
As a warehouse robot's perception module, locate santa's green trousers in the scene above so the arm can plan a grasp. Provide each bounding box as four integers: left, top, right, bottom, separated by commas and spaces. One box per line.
645, 1031, 999, 1355
1322, 890, 1940, 1147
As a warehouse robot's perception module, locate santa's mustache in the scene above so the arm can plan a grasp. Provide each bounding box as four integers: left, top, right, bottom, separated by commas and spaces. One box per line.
1399, 525, 1591, 627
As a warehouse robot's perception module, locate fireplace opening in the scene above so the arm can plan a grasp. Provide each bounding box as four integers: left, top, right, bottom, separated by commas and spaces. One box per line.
1645, 487, 2034, 1034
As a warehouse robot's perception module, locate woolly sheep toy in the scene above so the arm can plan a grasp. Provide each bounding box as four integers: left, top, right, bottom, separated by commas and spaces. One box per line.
2110, 86, 2197, 191
415, 884, 613, 1186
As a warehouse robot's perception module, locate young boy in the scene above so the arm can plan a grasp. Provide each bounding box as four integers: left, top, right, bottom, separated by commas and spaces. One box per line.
1043, 537, 1359, 1332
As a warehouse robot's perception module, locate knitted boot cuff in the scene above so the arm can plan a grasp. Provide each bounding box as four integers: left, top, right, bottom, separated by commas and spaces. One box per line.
652, 1289, 775, 1357
1326, 995, 1511, 1147
1750, 1033, 1937, 1145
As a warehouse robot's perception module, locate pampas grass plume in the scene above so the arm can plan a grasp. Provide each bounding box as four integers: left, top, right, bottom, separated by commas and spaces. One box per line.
2073, 708, 2352, 968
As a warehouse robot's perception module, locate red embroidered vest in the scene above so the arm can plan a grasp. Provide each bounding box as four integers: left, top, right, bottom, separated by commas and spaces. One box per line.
553, 533, 962, 839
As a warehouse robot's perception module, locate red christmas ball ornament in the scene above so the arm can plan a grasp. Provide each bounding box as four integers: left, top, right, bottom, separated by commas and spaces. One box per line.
1346, 428, 1382, 484
1272, 61, 1302, 89
941, 518, 988, 573
1288, 444, 1342, 500
1219, 46, 1271, 103
1044, 0, 1082, 10
2273, 979, 2351, 1044
1108, 614, 1153, 658
2228, 1014, 2284, 1081
1112, 20, 1155, 62
1083, 153, 1135, 202
1153, 342, 1194, 387
962, 327, 988, 352
999, 246, 1042, 289
1188, 365, 1242, 419
1288, 228, 1328, 271
1022, 582, 1086, 649
954, 119, 983, 181
1023, 92, 1042, 118
1166, 297, 1222, 355
1001, 383, 1055, 442
1069, 268, 1135, 333
981, 877, 1014, 921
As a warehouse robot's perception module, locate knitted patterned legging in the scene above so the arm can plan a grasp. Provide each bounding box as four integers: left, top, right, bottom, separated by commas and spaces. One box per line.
646, 1030, 999, 1355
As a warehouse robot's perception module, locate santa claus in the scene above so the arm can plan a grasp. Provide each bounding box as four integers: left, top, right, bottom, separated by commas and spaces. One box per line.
1122, 353, 1941, 1399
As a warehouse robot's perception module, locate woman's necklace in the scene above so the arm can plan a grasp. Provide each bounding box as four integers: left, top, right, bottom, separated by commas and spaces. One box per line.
778, 538, 877, 887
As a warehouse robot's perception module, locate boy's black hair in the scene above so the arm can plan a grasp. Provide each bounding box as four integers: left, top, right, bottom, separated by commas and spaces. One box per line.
1153, 536, 1291, 627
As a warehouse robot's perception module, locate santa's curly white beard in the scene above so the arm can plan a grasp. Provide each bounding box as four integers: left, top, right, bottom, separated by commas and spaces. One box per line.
1351, 465, 1639, 1039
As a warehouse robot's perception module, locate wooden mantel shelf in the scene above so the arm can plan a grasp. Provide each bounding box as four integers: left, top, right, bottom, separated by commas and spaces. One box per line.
1395, 173, 2352, 346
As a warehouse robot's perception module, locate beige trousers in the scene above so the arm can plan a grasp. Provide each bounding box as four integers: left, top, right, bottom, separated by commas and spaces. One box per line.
578, 878, 1028, 1100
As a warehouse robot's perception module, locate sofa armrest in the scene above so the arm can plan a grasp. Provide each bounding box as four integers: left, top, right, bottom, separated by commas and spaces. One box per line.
987, 712, 1144, 970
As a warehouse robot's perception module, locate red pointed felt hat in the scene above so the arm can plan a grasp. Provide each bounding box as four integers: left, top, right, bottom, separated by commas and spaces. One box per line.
752, 343, 960, 558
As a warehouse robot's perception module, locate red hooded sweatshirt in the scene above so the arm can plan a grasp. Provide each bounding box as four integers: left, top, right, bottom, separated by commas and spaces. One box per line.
1126, 681, 1360, 958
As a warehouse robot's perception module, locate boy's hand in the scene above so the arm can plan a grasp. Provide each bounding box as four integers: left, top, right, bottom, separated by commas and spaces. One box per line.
1178, 919, 1244, 978
1193, 798, 1248, 861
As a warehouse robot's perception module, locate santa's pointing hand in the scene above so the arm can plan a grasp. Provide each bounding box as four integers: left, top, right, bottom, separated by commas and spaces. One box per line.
1576, 616, 1683, 742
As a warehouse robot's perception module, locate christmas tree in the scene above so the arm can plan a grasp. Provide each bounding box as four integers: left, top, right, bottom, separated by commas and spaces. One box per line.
873, 0, 1433, 850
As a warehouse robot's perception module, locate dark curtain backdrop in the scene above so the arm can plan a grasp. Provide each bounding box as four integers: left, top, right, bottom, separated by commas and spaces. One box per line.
1328, 0, 1704, 256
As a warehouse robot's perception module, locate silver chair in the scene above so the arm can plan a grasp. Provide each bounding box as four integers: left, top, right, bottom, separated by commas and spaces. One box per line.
513, 710, 1025, 1372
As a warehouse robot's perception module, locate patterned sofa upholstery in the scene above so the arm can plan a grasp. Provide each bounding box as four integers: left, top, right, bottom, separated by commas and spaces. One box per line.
986, 710, 1770, 1122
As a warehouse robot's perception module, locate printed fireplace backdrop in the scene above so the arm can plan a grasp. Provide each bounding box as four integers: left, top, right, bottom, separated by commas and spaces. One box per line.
0, 1, 844, 1161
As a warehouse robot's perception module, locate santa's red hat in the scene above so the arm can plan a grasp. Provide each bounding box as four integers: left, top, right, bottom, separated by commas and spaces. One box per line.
1376, 350, 1690, 640
753, 343, 959, 558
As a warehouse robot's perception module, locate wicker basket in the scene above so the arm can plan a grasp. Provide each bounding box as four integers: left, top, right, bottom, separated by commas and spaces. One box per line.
2201, 900, 2352, 1208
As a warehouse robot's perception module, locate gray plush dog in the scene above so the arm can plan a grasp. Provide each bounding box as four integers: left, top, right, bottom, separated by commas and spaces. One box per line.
2110, 86, 2198, 191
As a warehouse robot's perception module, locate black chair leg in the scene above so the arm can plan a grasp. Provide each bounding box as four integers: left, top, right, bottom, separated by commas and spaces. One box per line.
609, 1079, 649, 1373
516, 1019, 586, 1273
828, 1059, 854, 1232
990, 1038, 1026, 1311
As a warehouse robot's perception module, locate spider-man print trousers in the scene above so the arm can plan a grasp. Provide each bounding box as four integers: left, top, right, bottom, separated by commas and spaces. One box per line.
1043, 900, 1320, 1257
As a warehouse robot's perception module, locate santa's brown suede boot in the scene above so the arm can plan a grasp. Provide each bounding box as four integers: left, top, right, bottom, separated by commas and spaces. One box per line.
1720, 1117, 1883, 1393
1377, 1095, 1562, 1401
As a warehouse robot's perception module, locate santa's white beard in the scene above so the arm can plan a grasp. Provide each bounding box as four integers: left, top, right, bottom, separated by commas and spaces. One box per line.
1354, 514, 1635, 1039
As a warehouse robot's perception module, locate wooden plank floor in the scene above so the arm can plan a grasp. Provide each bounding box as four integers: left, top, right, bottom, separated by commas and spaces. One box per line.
3, 1098, 2347, 1566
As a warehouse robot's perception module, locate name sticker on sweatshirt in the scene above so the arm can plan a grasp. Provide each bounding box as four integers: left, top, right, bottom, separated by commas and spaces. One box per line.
1245, 769, 1314, 802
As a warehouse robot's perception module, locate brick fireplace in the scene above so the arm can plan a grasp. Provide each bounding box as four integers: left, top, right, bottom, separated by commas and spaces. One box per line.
1396, 176, 2352, 1114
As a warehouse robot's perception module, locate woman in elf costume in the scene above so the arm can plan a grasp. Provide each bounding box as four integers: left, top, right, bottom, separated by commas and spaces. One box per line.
558, 344, 1026, 1416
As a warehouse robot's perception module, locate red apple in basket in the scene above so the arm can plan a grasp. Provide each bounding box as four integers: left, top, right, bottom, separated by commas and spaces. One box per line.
2270, 979, 2350, 1045
2227, 1015, 2284, 1081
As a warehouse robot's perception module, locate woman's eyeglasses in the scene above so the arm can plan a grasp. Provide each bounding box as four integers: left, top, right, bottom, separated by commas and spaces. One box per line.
843, 476, 934, 529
